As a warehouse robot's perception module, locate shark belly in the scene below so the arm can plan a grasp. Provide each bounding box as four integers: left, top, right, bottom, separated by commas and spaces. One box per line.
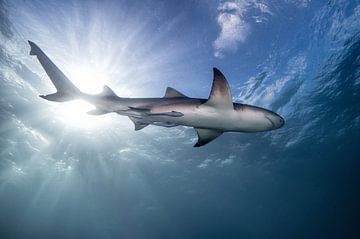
146, 103, 273, 132
145, 102, 239, 131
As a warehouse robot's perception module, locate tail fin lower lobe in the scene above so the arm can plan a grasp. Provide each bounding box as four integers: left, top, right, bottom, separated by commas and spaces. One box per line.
28, 40, 81, 102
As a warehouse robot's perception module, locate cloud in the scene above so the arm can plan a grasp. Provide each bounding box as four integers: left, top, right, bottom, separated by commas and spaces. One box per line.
213, 0, 272, 58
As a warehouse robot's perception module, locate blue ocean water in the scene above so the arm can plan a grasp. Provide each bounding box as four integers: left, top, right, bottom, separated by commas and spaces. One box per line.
0, 0, 359, 238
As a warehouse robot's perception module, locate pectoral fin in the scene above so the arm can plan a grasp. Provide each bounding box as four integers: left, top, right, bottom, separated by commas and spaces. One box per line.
194, 128, 222, 147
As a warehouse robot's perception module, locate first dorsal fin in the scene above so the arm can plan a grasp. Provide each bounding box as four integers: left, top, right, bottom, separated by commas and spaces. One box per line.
202, 68, 233, 109
100, 85, 118, 97
164, 87, 187, 98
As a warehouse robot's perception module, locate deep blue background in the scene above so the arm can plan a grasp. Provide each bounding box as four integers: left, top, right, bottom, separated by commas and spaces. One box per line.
0, 0, 359, 238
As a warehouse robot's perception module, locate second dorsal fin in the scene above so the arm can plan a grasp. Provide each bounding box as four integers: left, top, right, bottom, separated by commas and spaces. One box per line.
163, 87, 187, 98
100, 85, 118, 97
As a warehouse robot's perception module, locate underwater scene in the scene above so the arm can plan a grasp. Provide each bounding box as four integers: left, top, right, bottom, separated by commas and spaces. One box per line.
0, 0, 359, 238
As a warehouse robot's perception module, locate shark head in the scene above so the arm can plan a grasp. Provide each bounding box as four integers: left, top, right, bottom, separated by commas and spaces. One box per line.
263, 110, 285, 130
234, 104, 285, 132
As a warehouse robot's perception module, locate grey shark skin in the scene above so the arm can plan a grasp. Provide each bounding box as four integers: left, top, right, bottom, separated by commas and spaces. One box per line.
28, 41, 284, 147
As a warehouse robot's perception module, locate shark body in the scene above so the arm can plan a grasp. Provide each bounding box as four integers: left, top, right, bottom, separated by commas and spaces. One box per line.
28, 41, 284, 147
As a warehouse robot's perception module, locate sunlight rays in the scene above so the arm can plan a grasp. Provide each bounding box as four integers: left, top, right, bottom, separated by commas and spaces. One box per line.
54, 100, 100, 128
53, 64, 109, 128
67, 64, 108, 94
10, 0, 187, 129
2, 0, 197, 191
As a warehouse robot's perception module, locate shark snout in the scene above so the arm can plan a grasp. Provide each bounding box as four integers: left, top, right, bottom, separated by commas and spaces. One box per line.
265, 112, 285, 130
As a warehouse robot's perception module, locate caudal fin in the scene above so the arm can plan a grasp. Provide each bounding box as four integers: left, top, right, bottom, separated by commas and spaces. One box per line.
29, 41, 40, 55
28, 40, 81, 102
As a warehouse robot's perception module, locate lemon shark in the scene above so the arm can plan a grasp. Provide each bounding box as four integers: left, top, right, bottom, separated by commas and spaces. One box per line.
28, 41, 284, 147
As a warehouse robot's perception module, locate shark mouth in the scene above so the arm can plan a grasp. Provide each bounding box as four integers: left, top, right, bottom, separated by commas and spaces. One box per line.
265, 116, 276, 129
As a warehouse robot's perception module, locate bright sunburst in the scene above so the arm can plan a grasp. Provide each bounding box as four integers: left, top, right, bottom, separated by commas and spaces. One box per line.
67, 64, 108, 94
55, 100, 99, 128
10, 0, 189, 131
54, 65, 109, 128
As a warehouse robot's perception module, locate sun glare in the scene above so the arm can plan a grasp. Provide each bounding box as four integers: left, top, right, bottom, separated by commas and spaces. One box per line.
67, 65, 108, 94
55, 100, 100, 128
53, 65, 111, 128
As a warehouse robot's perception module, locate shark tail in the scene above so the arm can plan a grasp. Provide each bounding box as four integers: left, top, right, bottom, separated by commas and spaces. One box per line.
28, 40, 81, 102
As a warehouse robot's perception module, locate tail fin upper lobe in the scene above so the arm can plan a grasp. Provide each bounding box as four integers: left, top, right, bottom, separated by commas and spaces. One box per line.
29, 41, 40, 56
28, 40, 81, 102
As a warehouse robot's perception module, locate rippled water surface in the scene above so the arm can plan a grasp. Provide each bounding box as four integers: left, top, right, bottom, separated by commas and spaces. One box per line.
0, 0, 359, 238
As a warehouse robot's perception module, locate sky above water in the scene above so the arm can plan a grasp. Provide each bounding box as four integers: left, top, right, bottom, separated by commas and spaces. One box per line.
0, 0, 360, 238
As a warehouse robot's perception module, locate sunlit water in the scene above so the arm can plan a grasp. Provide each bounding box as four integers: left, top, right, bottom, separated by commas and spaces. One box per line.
0, 1, 359, 238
